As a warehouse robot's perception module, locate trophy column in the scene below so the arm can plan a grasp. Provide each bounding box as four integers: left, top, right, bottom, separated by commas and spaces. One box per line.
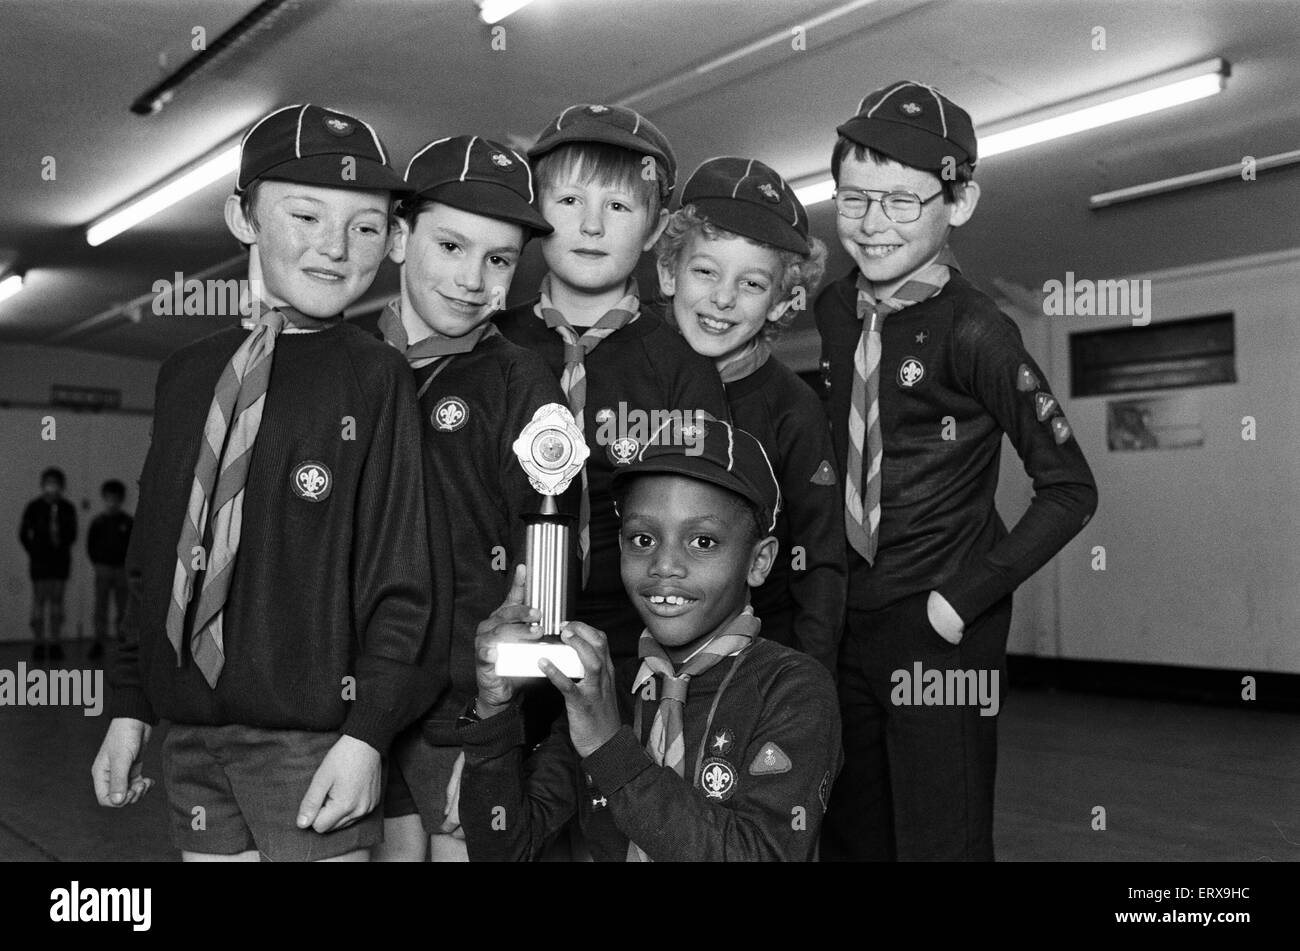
495, 403, 590, 679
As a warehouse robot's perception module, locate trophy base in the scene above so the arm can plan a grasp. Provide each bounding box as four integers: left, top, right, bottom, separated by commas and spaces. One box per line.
494, 641, 584, 679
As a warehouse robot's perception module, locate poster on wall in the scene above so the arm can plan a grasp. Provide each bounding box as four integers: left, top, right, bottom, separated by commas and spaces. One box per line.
1106, 393, 1205, 451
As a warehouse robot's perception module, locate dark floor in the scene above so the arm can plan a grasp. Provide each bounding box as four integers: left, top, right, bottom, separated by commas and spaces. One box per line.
1, 640, 1297, 861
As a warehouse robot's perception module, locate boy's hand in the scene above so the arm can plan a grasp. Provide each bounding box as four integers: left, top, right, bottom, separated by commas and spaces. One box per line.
439, 751, 466, 840
92, 718, 154, 807
296, 734, 381, 833
473, 563, 543, 711
927, 590, 966, 645
538, 622, 621, 759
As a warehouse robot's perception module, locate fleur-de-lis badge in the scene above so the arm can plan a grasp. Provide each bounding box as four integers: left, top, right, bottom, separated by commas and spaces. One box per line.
900, 101, 922, 116
491, 152, 512, 167
700, 758, 736, 800
291, 461, 333, 502
433, 396, 469, 432
323, 116, 353, 136
758, 182, 780, 202
588, 104, 609, 114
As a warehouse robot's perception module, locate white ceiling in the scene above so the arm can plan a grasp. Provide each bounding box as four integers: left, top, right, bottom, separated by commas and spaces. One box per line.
1, 0, 1298, 359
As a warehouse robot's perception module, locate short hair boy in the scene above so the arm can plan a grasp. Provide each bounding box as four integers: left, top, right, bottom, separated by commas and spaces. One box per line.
655, 156, 845, 674
494, 103, 731, 663
93, 104, 436, 862
374, 135, 567, 862
87, 479, 134, 660
458, 419, 842, 861
814, 81, 1098, 860
19, 467, 77, 664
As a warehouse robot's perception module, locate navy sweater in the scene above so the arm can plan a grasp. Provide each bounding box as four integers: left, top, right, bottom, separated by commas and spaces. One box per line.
88, 511, 133, 567
108, 322, 436, 751
408, 333, 568, 745
495, 299, 730, 658
815, 270, 1098, 621
725, 356, 846, 673
20, 498, 77, 580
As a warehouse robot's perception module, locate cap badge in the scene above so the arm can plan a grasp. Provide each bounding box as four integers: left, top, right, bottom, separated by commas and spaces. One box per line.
587, 104, 609, 114
757, 182, 780, 203
291, 461, 332, 502
432, 396, 468, 432
700, 757, 737, 801
491, 152, 513, 168
323, 115, 353, 136
609, 436, 639, 465
899, 101, 923, 116
898, 356, 925, 387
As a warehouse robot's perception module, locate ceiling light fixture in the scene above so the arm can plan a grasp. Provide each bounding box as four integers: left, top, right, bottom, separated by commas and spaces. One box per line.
0, 272, 25, 304
478, 0, 536, 25
84, 141, 240, 247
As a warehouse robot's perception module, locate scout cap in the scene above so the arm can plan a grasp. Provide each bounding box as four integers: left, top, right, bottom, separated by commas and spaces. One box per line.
237, 104, 407, 192
836, 81, 978, 171
612, 417, 781, 533
529, 103, 677, 199
404, 135, 552, 234
681, 156, 810, 255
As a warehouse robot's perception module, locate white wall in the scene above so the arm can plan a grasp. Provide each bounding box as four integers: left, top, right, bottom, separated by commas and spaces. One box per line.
1029, 249, 1300, 673
1, 345, 159, 642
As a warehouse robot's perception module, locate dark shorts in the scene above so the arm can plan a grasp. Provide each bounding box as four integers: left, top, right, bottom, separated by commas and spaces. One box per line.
382, 729, 460, 832
162, 723, 383, 861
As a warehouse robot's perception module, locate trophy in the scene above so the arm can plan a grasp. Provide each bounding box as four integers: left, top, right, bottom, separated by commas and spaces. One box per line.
494, 403, 589, 679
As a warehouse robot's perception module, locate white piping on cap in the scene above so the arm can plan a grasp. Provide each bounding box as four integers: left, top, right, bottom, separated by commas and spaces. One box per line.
459, 135, 479, 182
349, 113, 390, 165
294, 104, 310, 157
404, 136, 453, 182
511, 148, 534, 202
238, 104, 301, 188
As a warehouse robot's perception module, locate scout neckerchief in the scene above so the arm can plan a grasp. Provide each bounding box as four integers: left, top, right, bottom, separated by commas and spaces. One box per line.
716, 336, 772, 385
377, 298, 498, 398
166, 304, 337, 688
535, 274, 640, 587
626, 605, 760, 862
845, 248, 958, 564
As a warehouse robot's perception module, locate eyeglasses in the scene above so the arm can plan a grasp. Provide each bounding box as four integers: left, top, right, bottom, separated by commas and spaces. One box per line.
832, 187, 945, 223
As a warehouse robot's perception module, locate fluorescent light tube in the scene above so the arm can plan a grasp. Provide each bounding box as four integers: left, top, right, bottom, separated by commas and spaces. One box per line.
0, 273, 24, 303
794, 178, 836, 207
479, 0, 535, 24
982, 66, 1226, 158
85, 144, 241, 247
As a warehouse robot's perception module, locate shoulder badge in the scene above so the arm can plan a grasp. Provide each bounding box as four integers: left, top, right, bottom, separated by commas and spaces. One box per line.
1034, 391, 1058, 422
1016, 363, 1039, 392
811, 459, 837, 486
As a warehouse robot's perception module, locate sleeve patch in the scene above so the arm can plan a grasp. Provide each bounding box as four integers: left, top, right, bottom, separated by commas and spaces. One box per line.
1034, 392, 1058, 422
748, 742, 792, 775
1016, 363, 1039, 392
1051, 416, 1073, 444
811, 460, 837, 486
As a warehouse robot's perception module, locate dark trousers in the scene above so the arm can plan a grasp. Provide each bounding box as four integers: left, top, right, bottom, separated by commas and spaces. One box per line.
93, 564, 128, 642
29, 578, 67, 641
821, 590, 1012, 861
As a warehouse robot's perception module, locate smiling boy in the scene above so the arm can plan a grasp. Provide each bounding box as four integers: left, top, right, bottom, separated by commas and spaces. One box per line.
93, 104, 436, 862
373, 135, 566, 862
814, 82, 1097, 860
655, 157, 845, 674
457, 419, 841, 862
494, 104, 729, 664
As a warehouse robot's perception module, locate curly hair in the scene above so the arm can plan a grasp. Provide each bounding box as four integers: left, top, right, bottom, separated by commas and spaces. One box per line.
654, 204, 827, 338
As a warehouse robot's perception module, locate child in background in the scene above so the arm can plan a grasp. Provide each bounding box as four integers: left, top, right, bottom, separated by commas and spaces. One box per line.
375, 134, 565, 862
814, 81, 1097, 860
495, 103, 730, 664
19, 466, 77, 664
87, 479, 133, 661
655, 156, 845, 674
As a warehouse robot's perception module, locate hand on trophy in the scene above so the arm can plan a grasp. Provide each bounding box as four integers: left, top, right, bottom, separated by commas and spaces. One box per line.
538, 622, 621, 759
473, 563, 545, 715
